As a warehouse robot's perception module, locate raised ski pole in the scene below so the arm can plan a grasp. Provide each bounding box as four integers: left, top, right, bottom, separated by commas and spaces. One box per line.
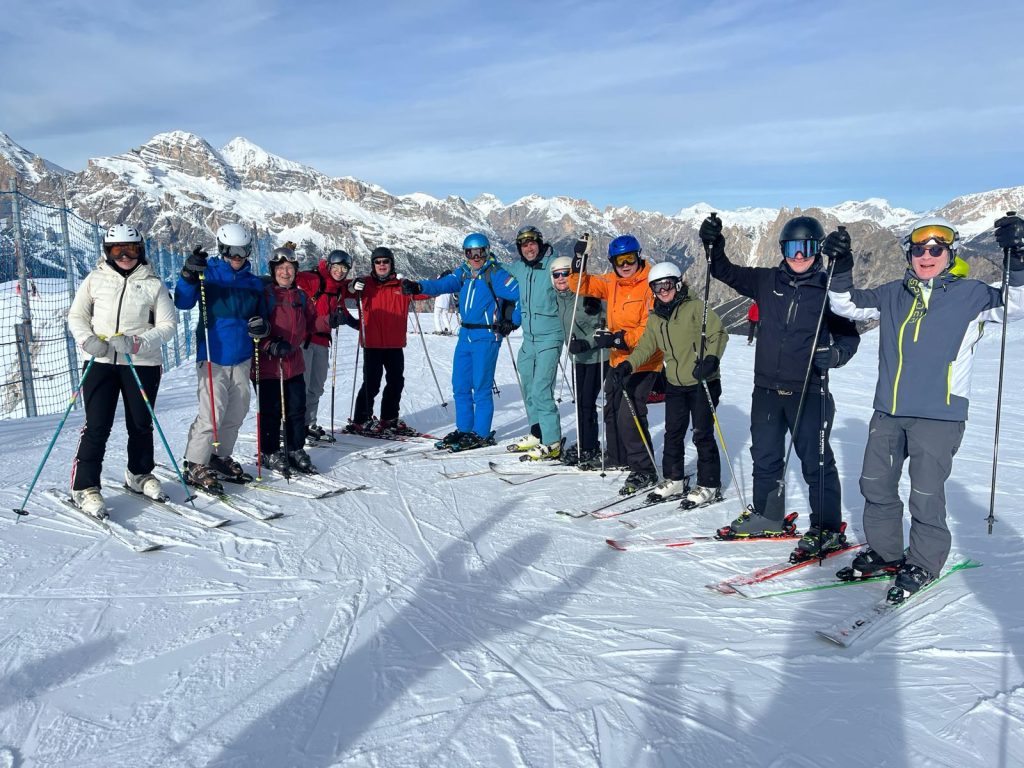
406, 285, 448, 409
14, 357, 96, 518
987, 212, 1017, 534
697, 215, 718, 374
764, 227, 843, 520
253, 339, 263, 480
123, 350, 197, 506
198, 272, 220, 448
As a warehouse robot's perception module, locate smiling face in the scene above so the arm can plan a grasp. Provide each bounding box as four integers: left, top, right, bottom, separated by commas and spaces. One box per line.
274, 261, 296, 287
519, 239, 541, 262
373, 258, 392, 278
910, 240, 951, 281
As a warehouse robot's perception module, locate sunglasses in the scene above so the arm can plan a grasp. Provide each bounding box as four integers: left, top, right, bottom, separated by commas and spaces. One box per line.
910, 225, 956, 246
225, 246, 250, 259
109, 244, 142, 260
651, 279, 676, 294
373, 258, 392, 266
782, 239, 821, 260
551, 270, 571, 279
465, 248, 487, 260
612, 252, 639, 267
910, 244, 948, 258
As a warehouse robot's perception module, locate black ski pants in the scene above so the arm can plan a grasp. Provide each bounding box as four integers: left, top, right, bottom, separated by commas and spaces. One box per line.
749, 385, 841, 530
256, 374, 307, 456
663, 379, 721, 487
72, 362, 161, 491
354, 348, 405, 424
604, 368, 657, 473
574, 360, 604, 454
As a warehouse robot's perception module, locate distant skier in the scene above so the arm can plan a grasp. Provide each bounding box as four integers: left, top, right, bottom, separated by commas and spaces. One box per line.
826, 214, 1024, 597
67, 224, 177, 516
746, 301, 759, 344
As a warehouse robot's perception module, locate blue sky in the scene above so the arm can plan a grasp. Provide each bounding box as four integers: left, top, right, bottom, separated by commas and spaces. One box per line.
2, 0, 1020, 213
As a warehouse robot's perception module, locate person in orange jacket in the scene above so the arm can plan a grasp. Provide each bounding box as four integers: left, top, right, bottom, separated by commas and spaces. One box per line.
569, 234, 662, 495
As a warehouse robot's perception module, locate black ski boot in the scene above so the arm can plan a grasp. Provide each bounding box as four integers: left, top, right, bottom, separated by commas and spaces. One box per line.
449, 431, 497, 452
264, 450, 291, 476
435, 429, 466, 450
209, 454, 251, 483
790, 522, 849, 563
559, 444, 580, 466
289, 449, 316, 474
887, 562, 934, 604
619, 470, 658, 496
835, 548, 904, 582
715, 507, 799, 540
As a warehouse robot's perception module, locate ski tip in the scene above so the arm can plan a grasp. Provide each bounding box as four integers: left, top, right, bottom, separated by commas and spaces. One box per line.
605, 539, 627, 551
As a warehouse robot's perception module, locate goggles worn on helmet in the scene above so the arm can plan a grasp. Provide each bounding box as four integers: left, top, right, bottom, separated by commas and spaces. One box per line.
910, 244, 948, 258
271, 251, 298, 264
465, 247, 488, 260
910, 224, 956, 246
225, 245, 251, 259
651, 278, 676, 294
782, 239, 821, 260
612, 252, 639, 267
551, 269, 571, 279
516, 231, 541, 245
109, 243, 143, 260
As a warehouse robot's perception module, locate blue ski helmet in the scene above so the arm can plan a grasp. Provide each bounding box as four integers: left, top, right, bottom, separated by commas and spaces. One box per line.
608, 234, 642, 260
463, 233, 490, 250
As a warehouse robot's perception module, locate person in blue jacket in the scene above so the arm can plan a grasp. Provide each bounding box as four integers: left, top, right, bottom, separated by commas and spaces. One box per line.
501, 225, 565, 460
401, 233, 520, 451
174, 223, 267, 492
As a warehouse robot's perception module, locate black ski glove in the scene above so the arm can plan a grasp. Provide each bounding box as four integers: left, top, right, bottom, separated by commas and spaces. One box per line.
571, 234, 591, 274
995, 213, 1024, 263
582, 296, 602, 316
266, 339, 293, 358
181, 247, 208, 283
813, 345, 841, 374
496, 319, 518, 337
692, 354, 719, 381
567, 336, 591, 355
699, 214, 725, 257
401, 279, 422, 295
594, 329, 628, 351
607, 361, 633, 391
328, 309, 348, 329
822, 228, 853, 274
342, 313, 360, 330
247, 316, 270, 340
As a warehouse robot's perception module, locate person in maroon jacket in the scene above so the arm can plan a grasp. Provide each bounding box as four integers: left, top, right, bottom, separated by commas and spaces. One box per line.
344, 246, 427, 436
295, 249, 359, 442
249, 247, 343, 474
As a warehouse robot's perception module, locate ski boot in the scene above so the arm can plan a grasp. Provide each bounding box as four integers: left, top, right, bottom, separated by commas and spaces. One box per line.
209, 454, 251, 483
435, 429, 466, 450
124, 469, 165, 501
306, 423, 336, 444
507, 433, 541, 453
619, 470, 658, 496
646, 477, 688, 503
289, 449, 316, 474
886, 562, 934, 604
680, 485, 722, 510
344, 417, 379, 435
450, 431, 497, 452
835, 548, 904, 582
789, 522, 848, 564
575, 449, 608, 471
263, 450, 292, 476
380, 418, 418, 437
559, 444, 580, 466
521, 440, 562, 462
715, 507, 798, 540
183, 461, 225, 494
71, 487, 108, 519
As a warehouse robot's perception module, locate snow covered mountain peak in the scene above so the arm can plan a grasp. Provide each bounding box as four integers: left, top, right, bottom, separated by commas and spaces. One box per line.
0, 131, 70, 183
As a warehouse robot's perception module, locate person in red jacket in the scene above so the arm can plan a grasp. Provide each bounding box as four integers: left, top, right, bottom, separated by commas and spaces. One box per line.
249, 247, 342, 474
747, 301, 759, 345
344, 246, 427, 435
295, 249, 359, 443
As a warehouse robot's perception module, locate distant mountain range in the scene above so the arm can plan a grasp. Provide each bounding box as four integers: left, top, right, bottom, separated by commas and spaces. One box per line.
2, 129, 1022, 307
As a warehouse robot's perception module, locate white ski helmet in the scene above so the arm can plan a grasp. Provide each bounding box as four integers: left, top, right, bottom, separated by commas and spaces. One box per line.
102, 223, 146, 261
902, 215, 960, 263
647, 261, 682, 289
216, 223, 252, 258
549, 255, 572, 286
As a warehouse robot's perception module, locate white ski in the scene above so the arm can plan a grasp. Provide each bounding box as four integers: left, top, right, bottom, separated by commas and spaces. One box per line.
44, 489, 162, 553
116, 482, 229, 528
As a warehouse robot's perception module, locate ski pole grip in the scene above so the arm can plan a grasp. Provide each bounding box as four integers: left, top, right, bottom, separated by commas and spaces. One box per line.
1008, 211, 1017, 217
837, 225, 847, 232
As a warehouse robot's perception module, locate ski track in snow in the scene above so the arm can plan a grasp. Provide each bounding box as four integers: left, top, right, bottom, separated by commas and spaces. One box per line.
1, 317, 1023, 766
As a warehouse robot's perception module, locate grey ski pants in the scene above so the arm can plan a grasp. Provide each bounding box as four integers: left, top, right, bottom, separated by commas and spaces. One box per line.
302, 343, 331, 427
859, 411, 965, 576
184, 360, 252, 466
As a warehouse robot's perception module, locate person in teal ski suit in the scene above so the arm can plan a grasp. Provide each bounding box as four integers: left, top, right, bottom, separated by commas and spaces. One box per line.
501, 225, 565, 459
401, 233, 520, 451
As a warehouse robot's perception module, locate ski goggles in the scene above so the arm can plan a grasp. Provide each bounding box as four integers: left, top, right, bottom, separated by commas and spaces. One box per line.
224, 245, 251, 259
909, 224, 956, 246
108, 243, 143, 260
650, 278, 676, 294
516, 231, 542, 245
551, 269, 571, 279
612, 252, 639, 267
464, 247, 488, 260
781, 239, 820, 260
910, 243, 949, 258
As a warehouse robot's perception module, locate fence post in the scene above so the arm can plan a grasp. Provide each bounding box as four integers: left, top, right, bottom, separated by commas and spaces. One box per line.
59, 180, 81, 401
9, 180, 33, 332
14, 321, 38, 418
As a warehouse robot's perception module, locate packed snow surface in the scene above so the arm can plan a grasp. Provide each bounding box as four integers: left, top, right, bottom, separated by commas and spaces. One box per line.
0, 316, 1021, 767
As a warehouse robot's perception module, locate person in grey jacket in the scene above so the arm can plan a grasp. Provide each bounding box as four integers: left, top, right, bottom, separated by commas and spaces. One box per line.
826, 214, 1024, 599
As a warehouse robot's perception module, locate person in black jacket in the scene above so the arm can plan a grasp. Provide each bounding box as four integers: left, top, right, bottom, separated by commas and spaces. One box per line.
701, 214, 860, 556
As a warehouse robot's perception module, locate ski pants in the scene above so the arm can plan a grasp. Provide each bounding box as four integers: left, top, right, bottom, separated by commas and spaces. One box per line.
747, 320, 759, 343
353, 348, 405, 424
749, 385, 841, 530
71, 362, 161, 491
255, 374, 307, 456
574, 360, 604, 454
302, 342, 331, 427
604, 367, 657, 473
663, 379, 721, 488
517, 339, 562, 445
452, 335, 501, 436
184, 360, 252, 466
859, 412, 964, 576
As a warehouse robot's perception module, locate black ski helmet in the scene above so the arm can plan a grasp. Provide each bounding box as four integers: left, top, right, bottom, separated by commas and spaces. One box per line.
779, 216, 825, 269
370, 246, 395, 280
327, 249, 352, 269
515, 225, 544, 256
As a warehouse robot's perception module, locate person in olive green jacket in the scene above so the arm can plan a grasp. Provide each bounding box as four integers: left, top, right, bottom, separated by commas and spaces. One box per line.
608, 262, 728, 507
551, 255, 606, 467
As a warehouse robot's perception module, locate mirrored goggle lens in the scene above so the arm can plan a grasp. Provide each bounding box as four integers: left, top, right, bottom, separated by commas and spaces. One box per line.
517, 232, 540, 245
782, 239, 820, 260
551, 270, 571, 279
910, 244, 948, 258
651, 279, 676, 293
910, 225, 956, 246
226, 246, 250, 259
109, 244, 142, 259
613, 252, 639, 267
465, 248, 487, 260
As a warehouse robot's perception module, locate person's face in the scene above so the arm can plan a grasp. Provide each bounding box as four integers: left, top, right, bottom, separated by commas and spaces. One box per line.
910, 241, 950, 281
373, 258, 392, 276
785, 253, 816, 274
330, 263, 348, 281
613, 252, 639, 279
465, 248, 487, 270
520, 239, 541, 262
651, 278, 677, 302
108, 243, 142, 267
275, 261, 296, 287
552, 269, 570, 291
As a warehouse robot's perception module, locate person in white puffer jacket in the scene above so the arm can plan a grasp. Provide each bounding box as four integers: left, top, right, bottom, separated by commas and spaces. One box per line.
66, 223, 177, 517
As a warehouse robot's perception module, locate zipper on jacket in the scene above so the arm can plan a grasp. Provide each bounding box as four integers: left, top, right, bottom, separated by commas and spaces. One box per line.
946, 362, 952, 405
891, 296, 919, 414
112, 274, 129, 365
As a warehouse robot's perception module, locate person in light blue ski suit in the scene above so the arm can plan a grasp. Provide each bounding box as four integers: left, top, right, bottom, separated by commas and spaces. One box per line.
401, 233, 520, 451
501, 225, 565, 460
